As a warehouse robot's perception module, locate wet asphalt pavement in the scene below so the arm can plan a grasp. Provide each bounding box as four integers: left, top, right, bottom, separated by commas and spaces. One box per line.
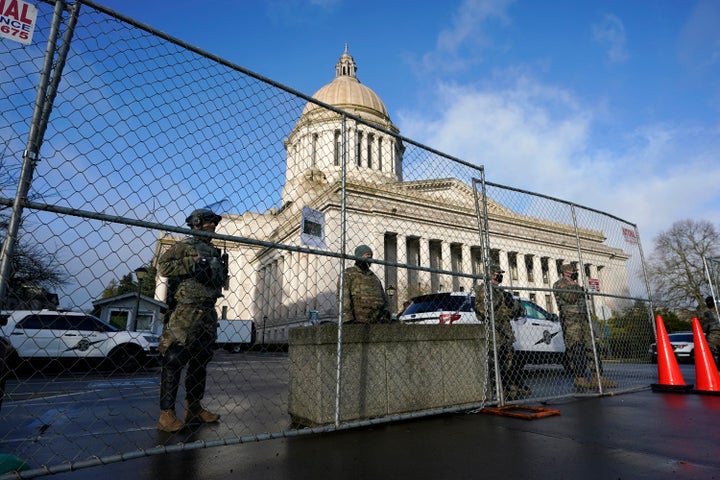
37, 386, 720, 480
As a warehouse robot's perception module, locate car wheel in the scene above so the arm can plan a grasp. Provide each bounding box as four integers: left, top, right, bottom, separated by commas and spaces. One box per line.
230, 344, 243, 354
107, 345, 144, 372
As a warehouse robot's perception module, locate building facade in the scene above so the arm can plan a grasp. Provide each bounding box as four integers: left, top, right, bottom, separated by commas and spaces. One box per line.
153, 47, 629, 342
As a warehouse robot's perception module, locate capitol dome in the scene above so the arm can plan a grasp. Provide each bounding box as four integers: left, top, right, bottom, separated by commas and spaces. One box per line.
302, 46, 396, 130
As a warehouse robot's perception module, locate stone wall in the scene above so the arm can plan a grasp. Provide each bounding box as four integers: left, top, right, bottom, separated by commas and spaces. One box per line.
288, 323, 487, 426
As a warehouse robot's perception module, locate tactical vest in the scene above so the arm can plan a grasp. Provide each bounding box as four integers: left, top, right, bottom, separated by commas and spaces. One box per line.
170, 237, 224, 305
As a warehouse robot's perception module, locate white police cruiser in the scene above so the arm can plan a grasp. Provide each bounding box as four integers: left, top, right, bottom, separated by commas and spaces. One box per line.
0, 309, 159, 370
398, 291, 567, 367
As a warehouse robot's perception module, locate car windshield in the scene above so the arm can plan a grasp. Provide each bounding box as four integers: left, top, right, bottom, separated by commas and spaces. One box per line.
668, 333, 693, 342
521, 300, 555, 321
403, 294, 474, 314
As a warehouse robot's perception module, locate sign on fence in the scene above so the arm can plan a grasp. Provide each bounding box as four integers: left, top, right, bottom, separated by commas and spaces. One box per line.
0, 0, 37, 45
622, 227, 638, 244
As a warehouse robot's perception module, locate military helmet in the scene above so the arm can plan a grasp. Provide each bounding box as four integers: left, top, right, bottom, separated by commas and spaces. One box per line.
560, 263, 577, 273
185, 208, 222, 227
490, 263, 504, 273
354, 245, 373, 257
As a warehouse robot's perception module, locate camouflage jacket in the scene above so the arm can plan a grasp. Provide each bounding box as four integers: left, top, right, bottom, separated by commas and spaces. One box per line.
338, 265, 390, 323
702, 307, 720, 337
474, 283, 521, 340
553, 277, 587, 316
158, 236, 224, 306
553, 276, 591, 344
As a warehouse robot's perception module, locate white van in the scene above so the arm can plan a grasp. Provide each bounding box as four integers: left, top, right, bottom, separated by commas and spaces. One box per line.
399, 292, 566, 367
216, 319, 256, 353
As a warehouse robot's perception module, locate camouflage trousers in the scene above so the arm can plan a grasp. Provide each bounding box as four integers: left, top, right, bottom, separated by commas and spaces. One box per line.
159, 304, 217, 410
159, 303, 218, 354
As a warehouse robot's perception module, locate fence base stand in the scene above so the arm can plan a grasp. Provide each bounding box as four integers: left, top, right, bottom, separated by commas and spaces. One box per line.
475, 405, 561, 420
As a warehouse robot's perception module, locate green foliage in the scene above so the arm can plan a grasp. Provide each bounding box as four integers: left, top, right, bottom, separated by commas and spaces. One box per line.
606, 301, 656, 361
653, 307, 691, 333
99, 266, 157, 299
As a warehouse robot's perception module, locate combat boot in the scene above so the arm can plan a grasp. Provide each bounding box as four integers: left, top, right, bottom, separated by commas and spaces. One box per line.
573, 377, 592, 392
185, 402, 220, 424
157, 409, 184, 432
504, 385, 520, 401
591, 374, 618, 389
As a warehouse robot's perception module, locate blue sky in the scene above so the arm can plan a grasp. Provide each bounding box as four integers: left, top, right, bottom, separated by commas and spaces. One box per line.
87, 0, 720, 244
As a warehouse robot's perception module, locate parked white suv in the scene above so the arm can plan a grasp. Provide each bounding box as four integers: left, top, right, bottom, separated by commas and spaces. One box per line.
0, 310, 160, 370
399, 292, 566, 367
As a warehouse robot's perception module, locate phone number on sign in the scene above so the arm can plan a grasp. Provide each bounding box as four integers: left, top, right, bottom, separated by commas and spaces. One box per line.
1, 23, 30, 40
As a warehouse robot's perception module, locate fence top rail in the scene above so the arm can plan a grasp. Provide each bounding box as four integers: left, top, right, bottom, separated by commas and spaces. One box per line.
483, 180, 637, 228
77, 0, 483, 173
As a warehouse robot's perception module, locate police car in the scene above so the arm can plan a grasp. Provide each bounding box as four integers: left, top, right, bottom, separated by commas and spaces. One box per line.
398, 292, 567, 367
0, 310, 159, 370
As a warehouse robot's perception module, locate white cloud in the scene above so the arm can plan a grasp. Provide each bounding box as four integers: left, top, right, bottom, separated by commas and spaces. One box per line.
397, 74, 720, 243
420, 0, 514, 72
592, 14, 628, 63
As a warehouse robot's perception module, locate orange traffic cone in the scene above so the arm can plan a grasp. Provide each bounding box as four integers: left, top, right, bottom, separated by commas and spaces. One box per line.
691, 317, 720, 395
651, 315, 693, 393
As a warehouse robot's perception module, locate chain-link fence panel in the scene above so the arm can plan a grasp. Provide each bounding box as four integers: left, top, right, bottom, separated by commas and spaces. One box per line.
476, 181, 656, 401
0, 1, 654, 477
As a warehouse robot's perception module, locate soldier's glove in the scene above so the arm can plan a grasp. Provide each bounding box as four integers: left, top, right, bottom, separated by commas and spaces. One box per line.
194, 257, 213, 283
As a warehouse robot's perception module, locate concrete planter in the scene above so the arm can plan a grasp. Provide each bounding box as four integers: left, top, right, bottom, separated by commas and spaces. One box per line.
288, 323, 487, 426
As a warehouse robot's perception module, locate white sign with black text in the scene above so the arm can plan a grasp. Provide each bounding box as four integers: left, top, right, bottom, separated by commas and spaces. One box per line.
300, 206, 326, 248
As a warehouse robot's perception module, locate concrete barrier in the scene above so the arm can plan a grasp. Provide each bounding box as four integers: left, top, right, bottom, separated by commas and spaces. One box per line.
288, 323, 487, 426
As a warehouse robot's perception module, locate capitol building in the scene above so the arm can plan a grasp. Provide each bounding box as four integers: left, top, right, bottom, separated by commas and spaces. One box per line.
153, 47, 630, 342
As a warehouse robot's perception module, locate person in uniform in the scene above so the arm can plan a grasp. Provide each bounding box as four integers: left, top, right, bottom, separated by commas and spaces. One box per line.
475, 264, 528, 401
156, 208, 226, 432
553, 263, 616, 391
338, 245, 391, 324
701, 295, 720, 365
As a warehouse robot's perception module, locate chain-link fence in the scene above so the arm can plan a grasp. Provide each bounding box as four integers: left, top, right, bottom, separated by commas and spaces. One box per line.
0, 1, 657, 477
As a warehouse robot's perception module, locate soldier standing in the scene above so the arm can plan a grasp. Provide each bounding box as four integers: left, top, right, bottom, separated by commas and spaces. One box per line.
553, 263, 616, 391
338, 245, 391, 324
701, 296, 720, 364
156, 208, 225, 432
475, 264, 527, 400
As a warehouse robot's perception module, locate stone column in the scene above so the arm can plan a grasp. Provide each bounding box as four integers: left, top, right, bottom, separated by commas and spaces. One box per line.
497, 250, 509, 276
461, 244, 473, 292
441, 241, 452, 292
419, 238, 431, 293
532, 255, 542, 286
396, 234, 408, 301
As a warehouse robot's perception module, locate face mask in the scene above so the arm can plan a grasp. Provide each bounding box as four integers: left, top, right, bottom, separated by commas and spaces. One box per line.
570, 272, 579, 281
356, 259, 370, 271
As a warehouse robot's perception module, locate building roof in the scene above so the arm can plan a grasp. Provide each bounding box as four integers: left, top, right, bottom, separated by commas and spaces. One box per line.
301, 45, 392, 127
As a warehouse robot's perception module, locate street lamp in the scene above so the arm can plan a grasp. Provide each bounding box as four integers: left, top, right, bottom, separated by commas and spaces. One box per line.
133, 267, 148, 332
386, 285, 396, 316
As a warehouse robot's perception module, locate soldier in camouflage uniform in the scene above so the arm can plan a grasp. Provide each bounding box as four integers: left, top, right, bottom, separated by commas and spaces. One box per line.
701, 296, 720, 365
475, 264, 528, 401
156, 208, 226, 432
553, 263, 616, 391
338, 245, 391, 324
